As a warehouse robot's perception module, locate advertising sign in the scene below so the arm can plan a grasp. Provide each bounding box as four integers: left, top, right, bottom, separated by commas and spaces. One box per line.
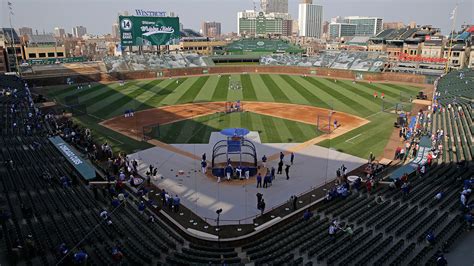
119, 16, 180, 46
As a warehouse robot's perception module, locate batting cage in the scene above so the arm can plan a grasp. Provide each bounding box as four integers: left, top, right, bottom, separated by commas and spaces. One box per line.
142, 124, 160, 141
63, 95, 87, 116
316, 111, 335, 134
225, 100, 243, 113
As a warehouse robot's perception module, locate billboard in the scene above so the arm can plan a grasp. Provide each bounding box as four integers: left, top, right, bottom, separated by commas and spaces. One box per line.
119, 16, 180, 46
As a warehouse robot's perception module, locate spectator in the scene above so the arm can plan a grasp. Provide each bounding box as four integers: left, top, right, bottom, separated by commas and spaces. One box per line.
426, 231, 436, 245
262, 155, 267, 168
258, 199, 265, 215
73, 250, 88, 264
256, 193, 263, 208
436, 254, 447, 266
111, 246, 123, 263
256, 173, 262, 188
434, 192, 444, 201
303, 209, 312, 221
173, 195, 180, 213
138, 201, 146, 213
277, 160, 283, 175
58, 243, 68, 256
201, 160, 207, 174
328, 224, 337, 241
343, 225, 354, 240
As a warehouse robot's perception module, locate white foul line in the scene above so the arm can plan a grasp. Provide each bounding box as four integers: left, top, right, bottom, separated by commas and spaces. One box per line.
345, 133, 362, 144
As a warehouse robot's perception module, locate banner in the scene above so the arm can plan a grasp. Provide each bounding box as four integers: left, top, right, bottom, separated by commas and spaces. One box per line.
119, 16, 180, 46
49, 136, 96, 180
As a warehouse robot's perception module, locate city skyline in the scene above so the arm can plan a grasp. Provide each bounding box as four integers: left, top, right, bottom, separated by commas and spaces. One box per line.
0, 0, 472, 36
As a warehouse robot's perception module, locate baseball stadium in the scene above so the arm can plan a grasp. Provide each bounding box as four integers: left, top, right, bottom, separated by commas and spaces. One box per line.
1, 13, 473, 266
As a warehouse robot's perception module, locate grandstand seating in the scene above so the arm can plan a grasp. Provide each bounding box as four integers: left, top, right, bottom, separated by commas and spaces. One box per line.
433, 69, 473, 163
260, 51, 386, 72
0, 72, 472, 265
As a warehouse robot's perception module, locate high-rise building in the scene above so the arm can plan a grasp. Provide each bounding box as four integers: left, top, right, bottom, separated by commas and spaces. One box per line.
201, 21, 222, 38
238, 10, 292, 37
261, 0, 288, 14
344, 16, 383, 36
72, 26, 87, 38
298, 0, 323, 38
54, 27, 66, 38
18, 27, 33, 36
111, 23, 119, 39
329, 23, 357, 38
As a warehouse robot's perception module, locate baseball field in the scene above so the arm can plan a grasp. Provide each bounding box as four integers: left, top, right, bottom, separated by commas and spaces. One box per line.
46, 73, 421, 158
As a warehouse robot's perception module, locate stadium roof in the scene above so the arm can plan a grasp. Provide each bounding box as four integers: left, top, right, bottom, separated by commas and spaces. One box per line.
346, 36, 370, 45
27, 34, 56, 44
0, 28, 20, 43
370, 28, 417, 42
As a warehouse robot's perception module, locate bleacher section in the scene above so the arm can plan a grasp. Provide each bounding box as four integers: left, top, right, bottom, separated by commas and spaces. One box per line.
432, 69, 473, 163
224, 38, 304, 55
260, 51, 386, 72
103, 53, 210, 72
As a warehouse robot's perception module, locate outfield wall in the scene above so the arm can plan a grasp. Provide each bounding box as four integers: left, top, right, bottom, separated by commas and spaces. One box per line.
24, 65, 428, 86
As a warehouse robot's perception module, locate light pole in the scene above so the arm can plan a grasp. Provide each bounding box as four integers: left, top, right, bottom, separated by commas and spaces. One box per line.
216, 208, 222, 248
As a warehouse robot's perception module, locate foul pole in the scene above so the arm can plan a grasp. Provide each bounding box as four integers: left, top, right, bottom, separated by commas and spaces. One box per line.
444, 5, 458, 74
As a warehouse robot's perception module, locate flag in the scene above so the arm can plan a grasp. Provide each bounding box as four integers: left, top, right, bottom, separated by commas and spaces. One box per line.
450, 6, 457, 20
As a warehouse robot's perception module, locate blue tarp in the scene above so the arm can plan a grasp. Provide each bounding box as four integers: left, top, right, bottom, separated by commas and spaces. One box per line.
49, 136, 96, 180
220, 128, 250, 137
391, 136, 432, 180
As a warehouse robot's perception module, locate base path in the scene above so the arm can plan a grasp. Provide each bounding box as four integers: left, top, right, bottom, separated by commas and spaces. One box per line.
101, 101, 369, 160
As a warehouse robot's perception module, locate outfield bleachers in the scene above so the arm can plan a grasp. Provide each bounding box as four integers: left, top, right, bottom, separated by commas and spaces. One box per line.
103, 53, 210, 72
260, 51, 386, 72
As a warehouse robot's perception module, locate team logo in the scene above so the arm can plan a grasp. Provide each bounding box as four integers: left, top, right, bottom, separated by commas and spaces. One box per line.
121, 18, 133, 31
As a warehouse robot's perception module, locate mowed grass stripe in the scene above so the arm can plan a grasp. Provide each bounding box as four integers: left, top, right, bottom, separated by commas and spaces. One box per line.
80, 82, 136, 107
49, 85, 79, 97
260, 115, 283, 143
283, 119, 312, 142
140, 78, 186, 108
383, 83, 421, 94
58, 83, 108, 101
94, 79, 162, 118
241, 74, 258, 101
324, 79, 381, 111
271, 117, 294, 142
304, 77, 372, 117
177, 76, 210, 103
281, 75, 330, 108
211, 75, 230, 101
260, 74, 290, 103
357, 82, 400, 99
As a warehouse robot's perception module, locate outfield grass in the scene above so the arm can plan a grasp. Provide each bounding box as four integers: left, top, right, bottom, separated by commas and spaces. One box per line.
46, 74, 422, 157
157, 112, 322, 144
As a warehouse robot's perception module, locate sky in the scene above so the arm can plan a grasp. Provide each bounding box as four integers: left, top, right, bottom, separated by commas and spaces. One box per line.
1, 0, 472, 35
